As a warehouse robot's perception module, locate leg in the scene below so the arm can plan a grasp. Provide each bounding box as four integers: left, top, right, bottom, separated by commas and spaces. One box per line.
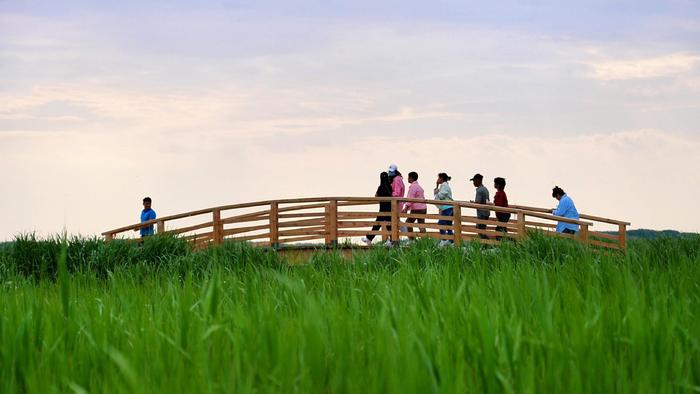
405, 216, 417, 239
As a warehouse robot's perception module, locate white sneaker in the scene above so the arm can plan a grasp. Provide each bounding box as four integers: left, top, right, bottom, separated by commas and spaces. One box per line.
384, 240, 394, 247
361, 237, 372, 246
439, 240, 452, 248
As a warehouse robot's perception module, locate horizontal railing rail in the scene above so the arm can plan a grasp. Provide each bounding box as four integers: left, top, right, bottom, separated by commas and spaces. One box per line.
103, 197, 629, 251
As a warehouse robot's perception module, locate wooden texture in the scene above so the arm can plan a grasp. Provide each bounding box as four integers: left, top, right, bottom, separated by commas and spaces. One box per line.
327, 199, 338, 246
390, 200, 399, 244
102, 196, 629, 252
269, 202, 279, 247
453, 205, 462, 246
618, 224, 627, 251
212, 209, 222, 245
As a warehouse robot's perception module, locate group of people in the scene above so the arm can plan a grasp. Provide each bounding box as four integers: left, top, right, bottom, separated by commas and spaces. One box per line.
361, 164, 580, 247
136, 165, 581, 246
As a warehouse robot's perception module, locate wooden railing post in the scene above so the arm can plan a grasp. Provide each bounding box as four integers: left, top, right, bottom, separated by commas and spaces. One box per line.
157, 219, 165, 234
212, 209, 223, 245
517, 212, 526, 240
453, 204, 462, 246
579, 223, 589, 244
105, 233, 114, 242
270, 202, 279, 248
325, 199, 338, 247
390, 199, 399, 244
618, 223, 627, 251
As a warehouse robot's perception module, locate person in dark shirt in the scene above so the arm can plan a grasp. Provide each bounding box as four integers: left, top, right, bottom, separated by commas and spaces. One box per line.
493, 177, 510, 235
362, 172, 393, 245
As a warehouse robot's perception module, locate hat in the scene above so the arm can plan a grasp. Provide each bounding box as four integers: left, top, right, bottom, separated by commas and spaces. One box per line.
469, 173, 483, 181
388, 164, 398, 173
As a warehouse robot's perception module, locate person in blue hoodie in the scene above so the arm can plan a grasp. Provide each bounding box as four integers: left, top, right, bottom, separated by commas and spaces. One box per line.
551, 186, 579, 234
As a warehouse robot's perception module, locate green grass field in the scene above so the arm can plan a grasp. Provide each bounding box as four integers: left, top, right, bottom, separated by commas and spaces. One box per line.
1, 234, 699, 393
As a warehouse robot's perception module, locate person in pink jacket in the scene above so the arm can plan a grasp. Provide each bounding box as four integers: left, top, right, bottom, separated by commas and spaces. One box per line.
401, 171, 428, 238
388, 164, 405, 210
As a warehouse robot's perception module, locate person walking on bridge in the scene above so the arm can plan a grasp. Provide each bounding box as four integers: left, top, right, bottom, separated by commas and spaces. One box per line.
401, 171, 427, 239
470, 173, 490, 237
388, 164, 405, 210
434, 173, 454, 246
493, 177, 510, 236
137, 197, 157, 238
362, 172, 393, 246
551, 186, 580, 234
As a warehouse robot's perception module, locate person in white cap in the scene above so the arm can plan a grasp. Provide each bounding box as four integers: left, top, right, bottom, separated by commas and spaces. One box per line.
388, 164, 405, 210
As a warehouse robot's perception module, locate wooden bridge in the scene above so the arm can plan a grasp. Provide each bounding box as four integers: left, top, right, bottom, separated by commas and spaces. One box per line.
103, 197, 630, 252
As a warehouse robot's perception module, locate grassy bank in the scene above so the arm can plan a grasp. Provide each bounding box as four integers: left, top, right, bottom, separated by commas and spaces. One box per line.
1, 235, 699, 393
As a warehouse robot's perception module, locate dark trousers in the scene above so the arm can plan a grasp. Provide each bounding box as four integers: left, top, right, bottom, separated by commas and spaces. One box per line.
495, 212, 511, 233
562, 228, 577, 235
405, 209, 427, 238
438, 208, 454, 236
366, 215, 391, 241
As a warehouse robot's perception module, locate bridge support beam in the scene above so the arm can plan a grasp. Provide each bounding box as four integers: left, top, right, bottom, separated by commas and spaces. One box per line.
325, 199, 338, 248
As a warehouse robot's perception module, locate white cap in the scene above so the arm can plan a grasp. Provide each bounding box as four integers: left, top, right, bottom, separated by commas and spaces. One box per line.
388, 164, 398, 172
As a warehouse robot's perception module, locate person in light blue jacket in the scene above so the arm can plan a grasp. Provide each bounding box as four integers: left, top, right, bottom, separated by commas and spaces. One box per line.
551, 186, 579, 234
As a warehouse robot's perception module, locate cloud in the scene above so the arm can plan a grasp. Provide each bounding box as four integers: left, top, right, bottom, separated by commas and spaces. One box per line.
584, 53, 700, 80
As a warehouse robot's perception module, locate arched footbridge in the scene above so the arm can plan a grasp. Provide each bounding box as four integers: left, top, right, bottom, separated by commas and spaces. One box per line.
102, 197, 629, 251
103, 197, 630, 252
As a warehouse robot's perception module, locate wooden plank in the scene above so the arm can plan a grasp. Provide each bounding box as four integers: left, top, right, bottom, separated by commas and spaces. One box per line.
517, 213, 526, 240
337, 229, 391, 237
453, 205, 462, 246
278, 226, 327, 237
337, 221, 384, 229
270, 202, 279, 247
278, 235, 327, 244
278, 212, 326, 219
222, 224, 270, 236
212, 209, 222, 245
461, 225, 518, 239
579, 224, 589, 243
338, 212, 385, 219
460, 216, 517, 227
391, 200, 399, 244
589, 231, 619, 241
278, 218, 326, 228
524, 221, 557, 228
221, 210, 270, 224
157, 219, 165, 234
327, 199, 338, 246
337, 200, 377, 207
618, 224, 627, 251
398, 221, 454, 232
226, 233, 271, 242
278, 202, 329, 213
399, 213, 448, 221
169, 221, 214, 235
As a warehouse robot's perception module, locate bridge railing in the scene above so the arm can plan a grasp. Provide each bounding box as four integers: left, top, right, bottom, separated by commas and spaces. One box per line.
102, 197, 628, 251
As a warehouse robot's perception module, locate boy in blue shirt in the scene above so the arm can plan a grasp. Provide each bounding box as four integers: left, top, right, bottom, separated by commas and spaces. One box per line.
138, 197, 157, 237
551, 186, 579, 234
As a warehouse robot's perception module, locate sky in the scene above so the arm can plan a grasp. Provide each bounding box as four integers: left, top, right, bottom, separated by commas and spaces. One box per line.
1, 0, 699, 240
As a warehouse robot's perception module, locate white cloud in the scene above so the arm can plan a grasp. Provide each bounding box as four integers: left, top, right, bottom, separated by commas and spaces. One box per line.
584, 53, 700, 80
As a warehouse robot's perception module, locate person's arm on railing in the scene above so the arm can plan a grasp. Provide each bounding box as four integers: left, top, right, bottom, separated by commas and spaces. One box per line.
552, 198, 571, 217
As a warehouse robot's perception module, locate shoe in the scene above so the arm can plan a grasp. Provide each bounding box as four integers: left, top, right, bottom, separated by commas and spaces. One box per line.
439, 240, 452, 248
384, 240, 394, 247
361, 237, 372, 246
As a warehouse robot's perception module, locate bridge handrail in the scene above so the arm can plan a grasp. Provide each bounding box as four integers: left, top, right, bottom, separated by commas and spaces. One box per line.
102, 196, 629, 251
